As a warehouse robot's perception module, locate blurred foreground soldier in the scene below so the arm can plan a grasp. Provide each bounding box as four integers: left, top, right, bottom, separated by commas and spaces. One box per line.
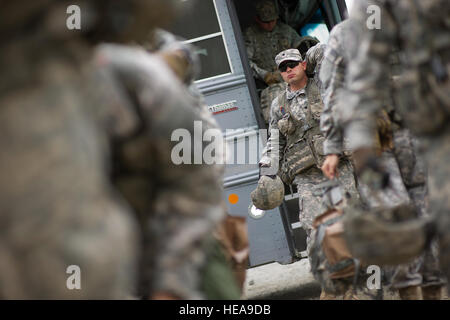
341, 0, 450, 293
100, 34, 225, 298
319, 18, 446, 299
257, 46, 361, 299
244, 0, 302, 91
146, 30, 242, 299
0, 0, 224, 299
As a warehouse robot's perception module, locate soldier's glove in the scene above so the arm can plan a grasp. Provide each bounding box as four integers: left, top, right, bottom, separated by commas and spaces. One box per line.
264, 71, 282, 85
353, 148, 390, 190
158, 50, 189, 83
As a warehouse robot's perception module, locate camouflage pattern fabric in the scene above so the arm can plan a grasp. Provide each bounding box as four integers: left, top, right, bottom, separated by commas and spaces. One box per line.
425, 130, 450, 287
0, 35, 140, 299
296, 161, 360, 235
320, 16, 446, 290
343, 0, 450, 150
319, 19, 361, 156
343, 0, 450, 285
260, 82, 286, 124
255, 0, 279, 22
244, 22, 302, 82
260, 44, 326, 178
95, 44, 225, 299
0, 3, 224, 298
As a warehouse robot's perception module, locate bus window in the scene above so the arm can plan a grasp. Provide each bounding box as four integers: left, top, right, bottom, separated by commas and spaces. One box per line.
300, 7, 330, 43
167, 0, 232, 82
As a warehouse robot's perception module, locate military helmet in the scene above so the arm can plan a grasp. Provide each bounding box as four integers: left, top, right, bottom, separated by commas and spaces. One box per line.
255, 0, 279, 22
251, 175, 285, 210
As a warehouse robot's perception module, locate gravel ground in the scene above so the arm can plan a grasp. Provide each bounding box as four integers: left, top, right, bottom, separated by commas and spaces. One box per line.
242, 259, 449, 300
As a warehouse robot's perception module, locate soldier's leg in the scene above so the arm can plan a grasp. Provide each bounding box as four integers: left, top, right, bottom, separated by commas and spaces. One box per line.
297, 162, 360, 299
355, 149, 423, 298
426, 131, 450, 294
294, 167, 328, 245
393, 129, 446, 297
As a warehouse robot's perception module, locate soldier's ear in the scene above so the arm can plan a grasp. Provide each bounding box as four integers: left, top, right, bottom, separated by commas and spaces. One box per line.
301, 61, 307, 70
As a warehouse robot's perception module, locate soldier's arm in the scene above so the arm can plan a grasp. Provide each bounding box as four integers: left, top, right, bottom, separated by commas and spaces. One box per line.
260, 97, 286, 175
305, 43, 326, 78
244, 28, 270, 80
344, 0, 398, 151
319, 30, 346, 156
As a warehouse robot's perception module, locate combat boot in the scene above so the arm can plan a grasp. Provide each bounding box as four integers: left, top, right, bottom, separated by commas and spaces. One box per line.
319, 290, 338, 300
421, 285, 442, 300
398, 286, 422, 300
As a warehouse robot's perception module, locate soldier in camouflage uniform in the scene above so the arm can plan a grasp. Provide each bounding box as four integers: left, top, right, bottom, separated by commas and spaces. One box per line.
319, 17, 446, 299
259, 46, 361, 299
146, 29, 242, 300
259, 39, 324, 126
244, 0, 302, 90
0, 0, 224, 299
340, 0, 450, 295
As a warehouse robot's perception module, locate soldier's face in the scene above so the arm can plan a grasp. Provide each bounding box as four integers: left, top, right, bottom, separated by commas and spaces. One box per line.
280, 60, 307, 86
256, 18, 277, 32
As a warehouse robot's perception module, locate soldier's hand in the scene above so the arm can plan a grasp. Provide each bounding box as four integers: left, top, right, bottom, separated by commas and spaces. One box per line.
321, 154, 339, 180
264, 71, 282, 85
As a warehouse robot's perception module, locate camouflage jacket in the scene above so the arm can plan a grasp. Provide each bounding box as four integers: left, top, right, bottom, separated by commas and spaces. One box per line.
319, 19, 361, 155
0, 35, 140, 299
260, 45, 326, 184
244, 21, 302, 81
344, 0, 450, 150
95, 44, 225, 299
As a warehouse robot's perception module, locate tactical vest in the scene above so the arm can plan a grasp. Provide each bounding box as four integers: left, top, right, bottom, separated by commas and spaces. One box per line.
276, 80, 326, 184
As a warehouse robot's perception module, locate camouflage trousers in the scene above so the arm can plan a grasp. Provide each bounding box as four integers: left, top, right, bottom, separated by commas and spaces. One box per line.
356, 150, 425, 289
391, 129, 445, 288
425, 128, 450, 288
294, 159, 360, 248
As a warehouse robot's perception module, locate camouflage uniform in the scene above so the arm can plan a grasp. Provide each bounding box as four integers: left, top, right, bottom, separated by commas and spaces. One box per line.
260, 82, 286, 125
342, 0, 450, 287
259, 43, 325, 126
320, 17, 446, 292
260, 46, 360, 248
97, 43, 226, 299
0, 1, 224, 299
244, 2, 302, 83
